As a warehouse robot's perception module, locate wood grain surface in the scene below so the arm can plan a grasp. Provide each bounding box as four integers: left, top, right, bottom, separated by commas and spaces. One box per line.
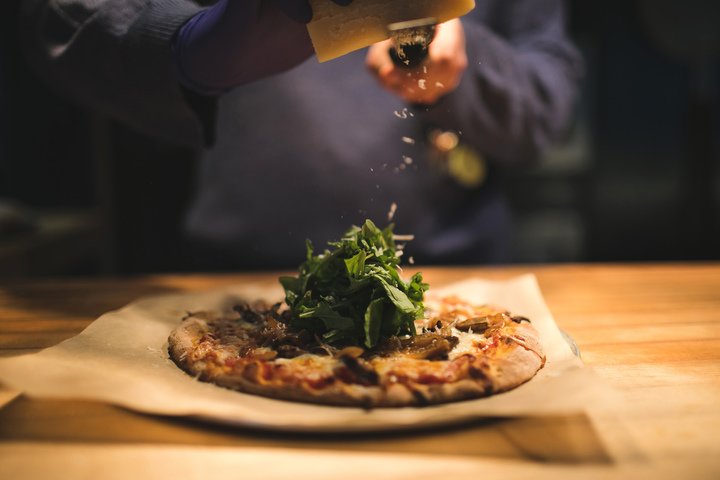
1, 264, 719, 479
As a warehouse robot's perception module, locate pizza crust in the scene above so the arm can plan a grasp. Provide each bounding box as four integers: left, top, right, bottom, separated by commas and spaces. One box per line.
168, 300, 545, 408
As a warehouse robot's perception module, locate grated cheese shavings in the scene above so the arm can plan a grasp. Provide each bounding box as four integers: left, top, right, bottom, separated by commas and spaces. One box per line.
387, 202, 398, 222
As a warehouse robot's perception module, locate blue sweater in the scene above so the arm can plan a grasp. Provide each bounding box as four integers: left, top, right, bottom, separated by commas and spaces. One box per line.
20, 0, 582, 269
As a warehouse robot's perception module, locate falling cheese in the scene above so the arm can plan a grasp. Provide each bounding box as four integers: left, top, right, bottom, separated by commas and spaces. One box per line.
307, 0, 476, 62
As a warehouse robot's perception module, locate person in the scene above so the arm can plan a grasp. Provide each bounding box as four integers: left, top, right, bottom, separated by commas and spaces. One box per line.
19, 0, 582, 270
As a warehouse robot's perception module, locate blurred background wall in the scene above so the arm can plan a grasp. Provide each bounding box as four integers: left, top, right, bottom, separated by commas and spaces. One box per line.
0, 0, 718, 276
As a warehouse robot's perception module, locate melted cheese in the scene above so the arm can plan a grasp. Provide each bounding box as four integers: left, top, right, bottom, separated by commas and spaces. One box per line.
449, 329, 487, 359
274, 354, 337, 379
307, 0, 476, 62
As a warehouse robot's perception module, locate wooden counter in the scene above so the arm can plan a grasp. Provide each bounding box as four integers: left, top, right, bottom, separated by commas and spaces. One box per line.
1, 264, 719, 479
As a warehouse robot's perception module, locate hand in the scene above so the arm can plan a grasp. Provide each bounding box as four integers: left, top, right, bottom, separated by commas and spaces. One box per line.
275, 0, 353, 23
366, 19, 468, 105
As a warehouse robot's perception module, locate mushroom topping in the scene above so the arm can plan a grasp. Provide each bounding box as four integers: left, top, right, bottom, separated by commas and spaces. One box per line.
275, 344, 307, 358
454, 316, 490, 333
336, 346, 365, 359
375, 333, 459, 360
511, 315, 530, 324
234, 303, 265, 324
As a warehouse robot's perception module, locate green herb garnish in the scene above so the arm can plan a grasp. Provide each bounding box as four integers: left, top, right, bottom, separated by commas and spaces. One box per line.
279, 220, 429, 348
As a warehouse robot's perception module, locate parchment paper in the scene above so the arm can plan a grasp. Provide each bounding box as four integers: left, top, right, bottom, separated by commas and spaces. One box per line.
0, 275, 616, 432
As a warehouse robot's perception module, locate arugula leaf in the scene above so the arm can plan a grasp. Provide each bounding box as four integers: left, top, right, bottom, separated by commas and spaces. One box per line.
364, 297, 384, 348
279, 219, 428, 348
377, 279, 416, 314
344, 250, 367, 278
298, 302, 355, 331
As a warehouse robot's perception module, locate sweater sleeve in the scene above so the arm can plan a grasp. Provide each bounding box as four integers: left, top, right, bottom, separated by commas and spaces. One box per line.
418, 0, 583, 164
19, 0, 212, 147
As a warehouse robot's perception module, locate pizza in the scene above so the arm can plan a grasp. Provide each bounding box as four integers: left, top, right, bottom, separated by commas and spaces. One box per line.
168, 296, 544, 408
168, 220, 544, 408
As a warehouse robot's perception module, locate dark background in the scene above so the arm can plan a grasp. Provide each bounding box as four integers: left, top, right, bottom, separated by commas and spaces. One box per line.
1, 0, 718, 276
